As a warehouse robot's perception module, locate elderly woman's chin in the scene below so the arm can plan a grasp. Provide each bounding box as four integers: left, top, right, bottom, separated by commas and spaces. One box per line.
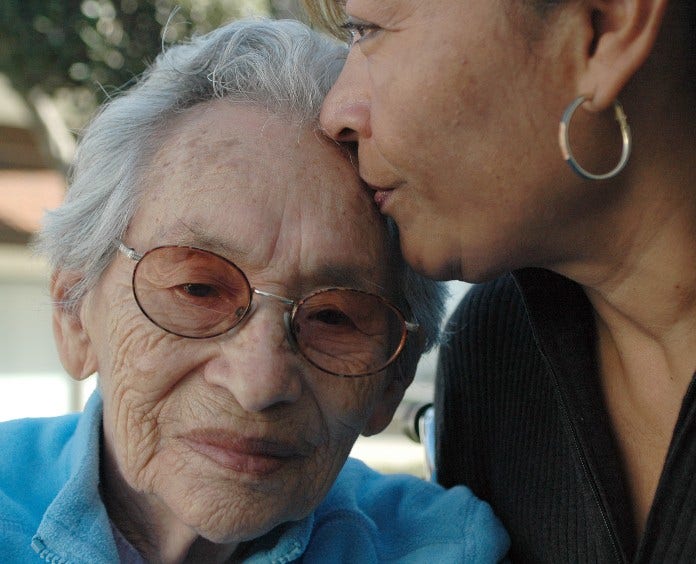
102, 416, 350, 549
156, 453, 336, 543
164, 481, 307, 545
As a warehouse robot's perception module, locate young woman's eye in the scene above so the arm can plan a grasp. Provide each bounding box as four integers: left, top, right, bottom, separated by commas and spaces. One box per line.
341, 19, 381, 45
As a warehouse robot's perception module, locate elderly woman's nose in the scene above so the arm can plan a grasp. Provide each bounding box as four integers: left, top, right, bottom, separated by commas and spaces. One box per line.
204, 312, 302, 412
320, 54, 371, 142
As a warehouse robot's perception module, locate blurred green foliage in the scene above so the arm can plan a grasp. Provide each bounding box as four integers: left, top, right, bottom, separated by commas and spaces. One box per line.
0, 0, 275, 100
0, 0, 305, 136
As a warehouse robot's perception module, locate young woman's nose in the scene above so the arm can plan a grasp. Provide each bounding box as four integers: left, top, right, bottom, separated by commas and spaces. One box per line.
320, 50, 371, 142
204, 307, 303, 413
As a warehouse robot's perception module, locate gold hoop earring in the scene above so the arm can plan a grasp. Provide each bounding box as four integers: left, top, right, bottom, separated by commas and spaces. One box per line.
558, 95, 632, 181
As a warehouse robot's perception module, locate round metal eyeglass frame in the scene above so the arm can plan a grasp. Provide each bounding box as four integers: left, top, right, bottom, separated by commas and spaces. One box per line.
116, 240, 419, 377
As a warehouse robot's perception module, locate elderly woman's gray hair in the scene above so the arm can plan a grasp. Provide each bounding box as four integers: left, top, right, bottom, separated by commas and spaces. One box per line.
36, 17, 447, 355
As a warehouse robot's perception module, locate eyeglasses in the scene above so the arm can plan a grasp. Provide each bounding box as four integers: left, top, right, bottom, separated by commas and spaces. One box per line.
116, 241, 418, 377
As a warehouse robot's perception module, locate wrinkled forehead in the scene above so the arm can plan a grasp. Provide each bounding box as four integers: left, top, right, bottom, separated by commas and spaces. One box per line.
129, 100, 393, 293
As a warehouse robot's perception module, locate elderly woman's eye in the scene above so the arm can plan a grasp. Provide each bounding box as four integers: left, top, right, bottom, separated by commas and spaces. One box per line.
312, 308, 355, 327
181, 283, 220, 298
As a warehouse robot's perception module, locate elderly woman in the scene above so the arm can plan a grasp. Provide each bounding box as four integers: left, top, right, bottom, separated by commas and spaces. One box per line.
0, 19, 510, 563
305, 1, 696, 562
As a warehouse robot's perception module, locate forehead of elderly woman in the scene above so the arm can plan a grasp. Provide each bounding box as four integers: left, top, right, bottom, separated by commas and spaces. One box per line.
38, 19, 446, 562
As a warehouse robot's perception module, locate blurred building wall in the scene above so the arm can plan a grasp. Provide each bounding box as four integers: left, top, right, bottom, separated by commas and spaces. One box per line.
0, 76, 94, 421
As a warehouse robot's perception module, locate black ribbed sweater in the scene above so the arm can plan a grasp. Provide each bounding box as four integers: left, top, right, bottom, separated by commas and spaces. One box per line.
435, 269, 696, 563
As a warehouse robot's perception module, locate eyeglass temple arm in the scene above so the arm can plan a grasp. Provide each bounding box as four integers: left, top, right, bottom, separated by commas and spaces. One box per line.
115, 239, 143, 261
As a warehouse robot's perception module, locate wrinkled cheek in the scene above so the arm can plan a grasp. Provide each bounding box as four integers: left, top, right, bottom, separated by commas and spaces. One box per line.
115, 329, 179, 394
325, 378, 385, 436
102, 386, 165, 492
311, 401, 370, 493
100, 339, 177, 488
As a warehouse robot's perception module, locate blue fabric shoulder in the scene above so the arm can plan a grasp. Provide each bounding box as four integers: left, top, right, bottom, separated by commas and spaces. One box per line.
0, 413, 81, 561
0, 414, 80, 525
306, 457, 509, 563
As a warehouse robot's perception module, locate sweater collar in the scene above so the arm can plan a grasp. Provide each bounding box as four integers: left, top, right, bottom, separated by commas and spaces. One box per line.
512, 268, 638, 559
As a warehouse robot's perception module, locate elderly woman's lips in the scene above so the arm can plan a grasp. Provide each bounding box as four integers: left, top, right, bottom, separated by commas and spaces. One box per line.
183, 430, 304, 475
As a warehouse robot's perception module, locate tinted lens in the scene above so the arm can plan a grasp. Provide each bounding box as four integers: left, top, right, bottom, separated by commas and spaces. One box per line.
132, 246, 252, 338
291, 288, 407, 376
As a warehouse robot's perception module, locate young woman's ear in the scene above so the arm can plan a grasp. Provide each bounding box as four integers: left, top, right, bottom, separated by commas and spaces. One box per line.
578, 0, 668, 110
50, 271, 98, 380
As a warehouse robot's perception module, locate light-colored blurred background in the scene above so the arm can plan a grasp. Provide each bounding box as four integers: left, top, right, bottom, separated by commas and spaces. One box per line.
0, 0, 470, 477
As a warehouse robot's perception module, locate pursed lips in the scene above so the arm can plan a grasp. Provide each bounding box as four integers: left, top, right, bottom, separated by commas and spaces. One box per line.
182, 428, 310, 476
364, 181, 402, 212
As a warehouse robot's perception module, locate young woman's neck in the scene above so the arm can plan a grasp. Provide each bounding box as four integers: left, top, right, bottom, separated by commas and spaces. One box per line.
559, 127, 696, 389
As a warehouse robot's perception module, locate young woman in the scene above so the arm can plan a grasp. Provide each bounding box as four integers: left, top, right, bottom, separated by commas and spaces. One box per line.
306, 1, 696, 561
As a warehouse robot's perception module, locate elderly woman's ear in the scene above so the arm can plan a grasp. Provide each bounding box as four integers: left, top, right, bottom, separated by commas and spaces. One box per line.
576, 0, 668, 110
50, 270, 98, 380
362, 355, 419, 437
